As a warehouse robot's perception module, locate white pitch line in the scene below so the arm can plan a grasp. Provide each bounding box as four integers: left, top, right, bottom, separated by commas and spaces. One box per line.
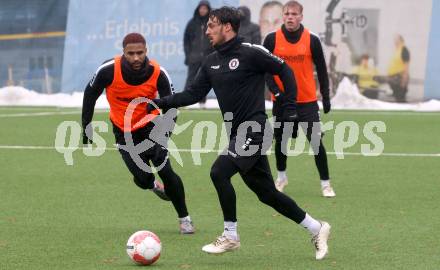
0, 107, 60, 111
326, 151, 440, 157
0, 145, 439, 157
0, 108, 438, 118
0, 110, 108, 118
328, 111, 440, 116
0, 111, 81, 117
175, 109, 440, 116
174, 110, 440, 116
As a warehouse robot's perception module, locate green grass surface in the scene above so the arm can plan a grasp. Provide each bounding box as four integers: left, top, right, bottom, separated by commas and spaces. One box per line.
0, 107, 439, 269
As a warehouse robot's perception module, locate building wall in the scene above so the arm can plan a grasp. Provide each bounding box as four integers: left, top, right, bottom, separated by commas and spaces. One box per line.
0, 0, 438, 101
0, 0, 68, 93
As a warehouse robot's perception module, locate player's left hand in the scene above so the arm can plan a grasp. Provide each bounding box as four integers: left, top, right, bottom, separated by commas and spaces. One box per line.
323, 97, 331, 114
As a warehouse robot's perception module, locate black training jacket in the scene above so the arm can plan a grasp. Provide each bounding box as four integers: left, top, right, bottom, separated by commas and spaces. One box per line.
161, 36, 297, 137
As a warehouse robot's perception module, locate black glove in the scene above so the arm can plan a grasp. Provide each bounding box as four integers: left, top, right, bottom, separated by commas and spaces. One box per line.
147, 98, 165, 113
323, 96, 331, 114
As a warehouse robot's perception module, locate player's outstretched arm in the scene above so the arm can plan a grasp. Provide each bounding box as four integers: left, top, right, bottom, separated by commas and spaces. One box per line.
153, 64, 211, 110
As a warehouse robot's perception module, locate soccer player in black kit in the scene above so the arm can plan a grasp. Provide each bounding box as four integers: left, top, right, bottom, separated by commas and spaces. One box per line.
152, 7, 331, 259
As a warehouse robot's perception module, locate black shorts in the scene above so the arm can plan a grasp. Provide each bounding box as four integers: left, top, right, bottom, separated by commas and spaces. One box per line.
112, 123, 168, 166
224, 130, 272, 173
273, 101, 322, 141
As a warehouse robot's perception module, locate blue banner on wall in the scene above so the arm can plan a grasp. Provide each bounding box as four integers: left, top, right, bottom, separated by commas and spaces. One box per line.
425, 0, 440, 99
61, 0, 238, 93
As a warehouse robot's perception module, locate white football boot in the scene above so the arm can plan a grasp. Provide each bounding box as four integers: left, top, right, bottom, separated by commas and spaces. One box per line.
311, 221, 331, 260
179, 219, 195, 234
321, 186, 336, 198
151, 180, 170, 201
202, 235, 240, 254
275, 178, 288, 192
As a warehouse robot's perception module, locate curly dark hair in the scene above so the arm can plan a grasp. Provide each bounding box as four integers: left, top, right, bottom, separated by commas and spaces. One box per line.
209, 6, 241, 33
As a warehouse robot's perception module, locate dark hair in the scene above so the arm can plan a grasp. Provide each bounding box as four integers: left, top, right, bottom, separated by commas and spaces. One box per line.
209, 6, 241, 33
122, 33, 146, 48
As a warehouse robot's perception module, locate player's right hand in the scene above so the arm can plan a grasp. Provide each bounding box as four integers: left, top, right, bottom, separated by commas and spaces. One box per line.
323, 97, 331, 114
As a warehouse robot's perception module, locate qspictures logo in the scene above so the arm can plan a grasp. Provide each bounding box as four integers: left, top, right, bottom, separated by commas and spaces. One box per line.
54, 100, 387, 171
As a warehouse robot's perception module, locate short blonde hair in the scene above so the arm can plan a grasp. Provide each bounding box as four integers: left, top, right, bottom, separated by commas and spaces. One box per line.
283, 1, 303, 14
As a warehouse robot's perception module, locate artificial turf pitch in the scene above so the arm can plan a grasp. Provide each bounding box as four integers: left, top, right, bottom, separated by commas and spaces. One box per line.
0, 106, 439, 269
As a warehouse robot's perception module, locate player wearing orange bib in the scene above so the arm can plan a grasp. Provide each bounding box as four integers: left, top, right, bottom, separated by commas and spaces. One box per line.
264, 1, 335, 197
81, 33, 194, 234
